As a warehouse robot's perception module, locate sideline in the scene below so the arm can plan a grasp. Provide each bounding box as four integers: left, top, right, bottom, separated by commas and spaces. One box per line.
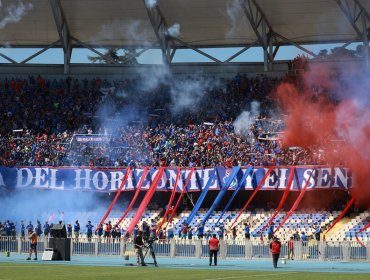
203, 272, 298, 280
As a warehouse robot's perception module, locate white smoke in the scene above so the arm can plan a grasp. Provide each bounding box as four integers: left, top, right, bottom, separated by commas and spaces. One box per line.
170, 74, 223, 114
170, 77, 207, 113
0, 0, 33, 29
0, 190, 110, 226
233, 101, 260, 136
167, 23, 181, 37
144, 0, 157, 9
92, 19, 154, 46
225, 0, 240, 39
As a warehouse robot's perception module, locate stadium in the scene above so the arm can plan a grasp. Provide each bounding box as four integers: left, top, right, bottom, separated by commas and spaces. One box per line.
0, 0, 370, 279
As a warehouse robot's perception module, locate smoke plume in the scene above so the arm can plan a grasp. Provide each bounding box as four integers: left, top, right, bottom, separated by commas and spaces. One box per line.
144, 0, 157, 9
0, 0, 33, 29
167, 23, 181, 37
276, 62, 370, 207
233, 101, 260, 136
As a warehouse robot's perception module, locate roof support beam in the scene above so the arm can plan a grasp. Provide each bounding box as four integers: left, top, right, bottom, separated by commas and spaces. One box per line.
50, 0, 72, 74
71, 36, 118, 65
239, 0, 274, 70
0, 53, 17, 64
273, 33, 318, 58
336, 0, 370, 65
172, 37, 221, 63
224, 40, 259, 63
20, 40, 60, 64
143, 0, 173, 65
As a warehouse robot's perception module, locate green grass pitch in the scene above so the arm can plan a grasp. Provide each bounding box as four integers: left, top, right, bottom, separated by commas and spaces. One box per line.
1, 263, 370, 280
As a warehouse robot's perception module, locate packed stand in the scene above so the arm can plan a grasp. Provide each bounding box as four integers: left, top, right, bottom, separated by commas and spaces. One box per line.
0, 73, 341, 168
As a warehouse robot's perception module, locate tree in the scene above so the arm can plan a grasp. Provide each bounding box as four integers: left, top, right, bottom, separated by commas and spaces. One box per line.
88, 48, 138, 64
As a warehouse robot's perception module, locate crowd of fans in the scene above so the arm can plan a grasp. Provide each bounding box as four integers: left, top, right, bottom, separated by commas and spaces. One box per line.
0, 72, 338, 168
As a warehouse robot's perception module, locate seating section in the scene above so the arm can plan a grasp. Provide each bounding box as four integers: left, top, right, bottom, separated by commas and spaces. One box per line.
170, 209, 338, 242
3, 208, 370, 242
338, 211, 370, 241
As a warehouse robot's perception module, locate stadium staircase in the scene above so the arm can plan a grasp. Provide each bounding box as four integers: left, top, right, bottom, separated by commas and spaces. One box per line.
324, 216, 351, 241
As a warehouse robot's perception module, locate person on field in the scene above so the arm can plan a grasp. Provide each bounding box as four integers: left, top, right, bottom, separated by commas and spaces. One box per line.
209, 233, 220, 266
26, 229, 38, 260
134, 230, 146, 267
270, 236, 281, 268
288, 236, 294, 260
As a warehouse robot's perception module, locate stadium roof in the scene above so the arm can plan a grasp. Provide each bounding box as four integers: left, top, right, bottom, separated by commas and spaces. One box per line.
1, 0, 369, 47
0, 0, 369, 71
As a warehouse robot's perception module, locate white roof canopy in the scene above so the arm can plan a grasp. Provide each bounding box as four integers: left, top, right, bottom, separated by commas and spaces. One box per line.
0, 0, 368, 47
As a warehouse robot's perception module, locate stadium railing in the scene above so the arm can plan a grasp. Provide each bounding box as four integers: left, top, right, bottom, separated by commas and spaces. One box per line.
1, 236, 369, 262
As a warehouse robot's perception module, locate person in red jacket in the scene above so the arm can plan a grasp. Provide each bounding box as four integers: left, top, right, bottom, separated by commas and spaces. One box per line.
209, 234, 220, 266
269, 236, 281, 268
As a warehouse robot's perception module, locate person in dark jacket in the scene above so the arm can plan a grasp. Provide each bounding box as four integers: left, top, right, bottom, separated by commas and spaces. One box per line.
134, 230, 146, 267
269, 236, 281, 268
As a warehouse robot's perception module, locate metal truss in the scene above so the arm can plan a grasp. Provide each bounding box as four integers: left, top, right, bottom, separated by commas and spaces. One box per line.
50, 0, 72, 73
238, 0, 319, 70
143, 0, 174, 64
20, 40, 61, 64
336, 0, 370, 64
144, 0, 223, 64
239, 0, 274, 70
0, 53, 17, 64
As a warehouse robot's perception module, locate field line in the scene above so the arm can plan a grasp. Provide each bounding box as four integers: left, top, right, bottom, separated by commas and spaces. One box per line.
203, 271, 298, 280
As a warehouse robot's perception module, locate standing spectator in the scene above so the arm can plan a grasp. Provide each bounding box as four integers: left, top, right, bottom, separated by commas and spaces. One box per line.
35, 221, 42, 237
141, 221, 150, 240
133, 224, 139, 239
187, 228, 193, 240
67, 224, 72, 238
20, 220, 25, 240
293, 230, 300, 241
232, 227, 237, 241
158, 228, 165, 242
26, 221, 34, 232
74, 220, 80, 241
301, 231, 308, 243
43, 221, 50, 237
86, 221, 94, 242
4, 220, 11, 237
244, 223, 250, 240
111, 225, 118, 243
181, 223, 188, 239
217, 226, 224, 240
209, 233, 219, 266
315, 225, 321, 241
205, 228, 212, 240
97, 224, 103, 241
269, 236, 281, 268
167, 226, 174, 240
116, 226, 122, 240
26, 229, 38, 261
196, 222, 204, 239
268, 223, 274, 240
288, 236, 294, 260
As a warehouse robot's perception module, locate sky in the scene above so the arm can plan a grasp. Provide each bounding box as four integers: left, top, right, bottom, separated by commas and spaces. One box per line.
0, 42, 359, 65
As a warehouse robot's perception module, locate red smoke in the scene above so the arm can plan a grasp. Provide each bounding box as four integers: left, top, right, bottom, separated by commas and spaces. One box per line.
275, 63, 370, 207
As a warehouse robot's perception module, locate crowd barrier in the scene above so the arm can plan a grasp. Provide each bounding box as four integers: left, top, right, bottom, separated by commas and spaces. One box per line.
1, 237, 369, 262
